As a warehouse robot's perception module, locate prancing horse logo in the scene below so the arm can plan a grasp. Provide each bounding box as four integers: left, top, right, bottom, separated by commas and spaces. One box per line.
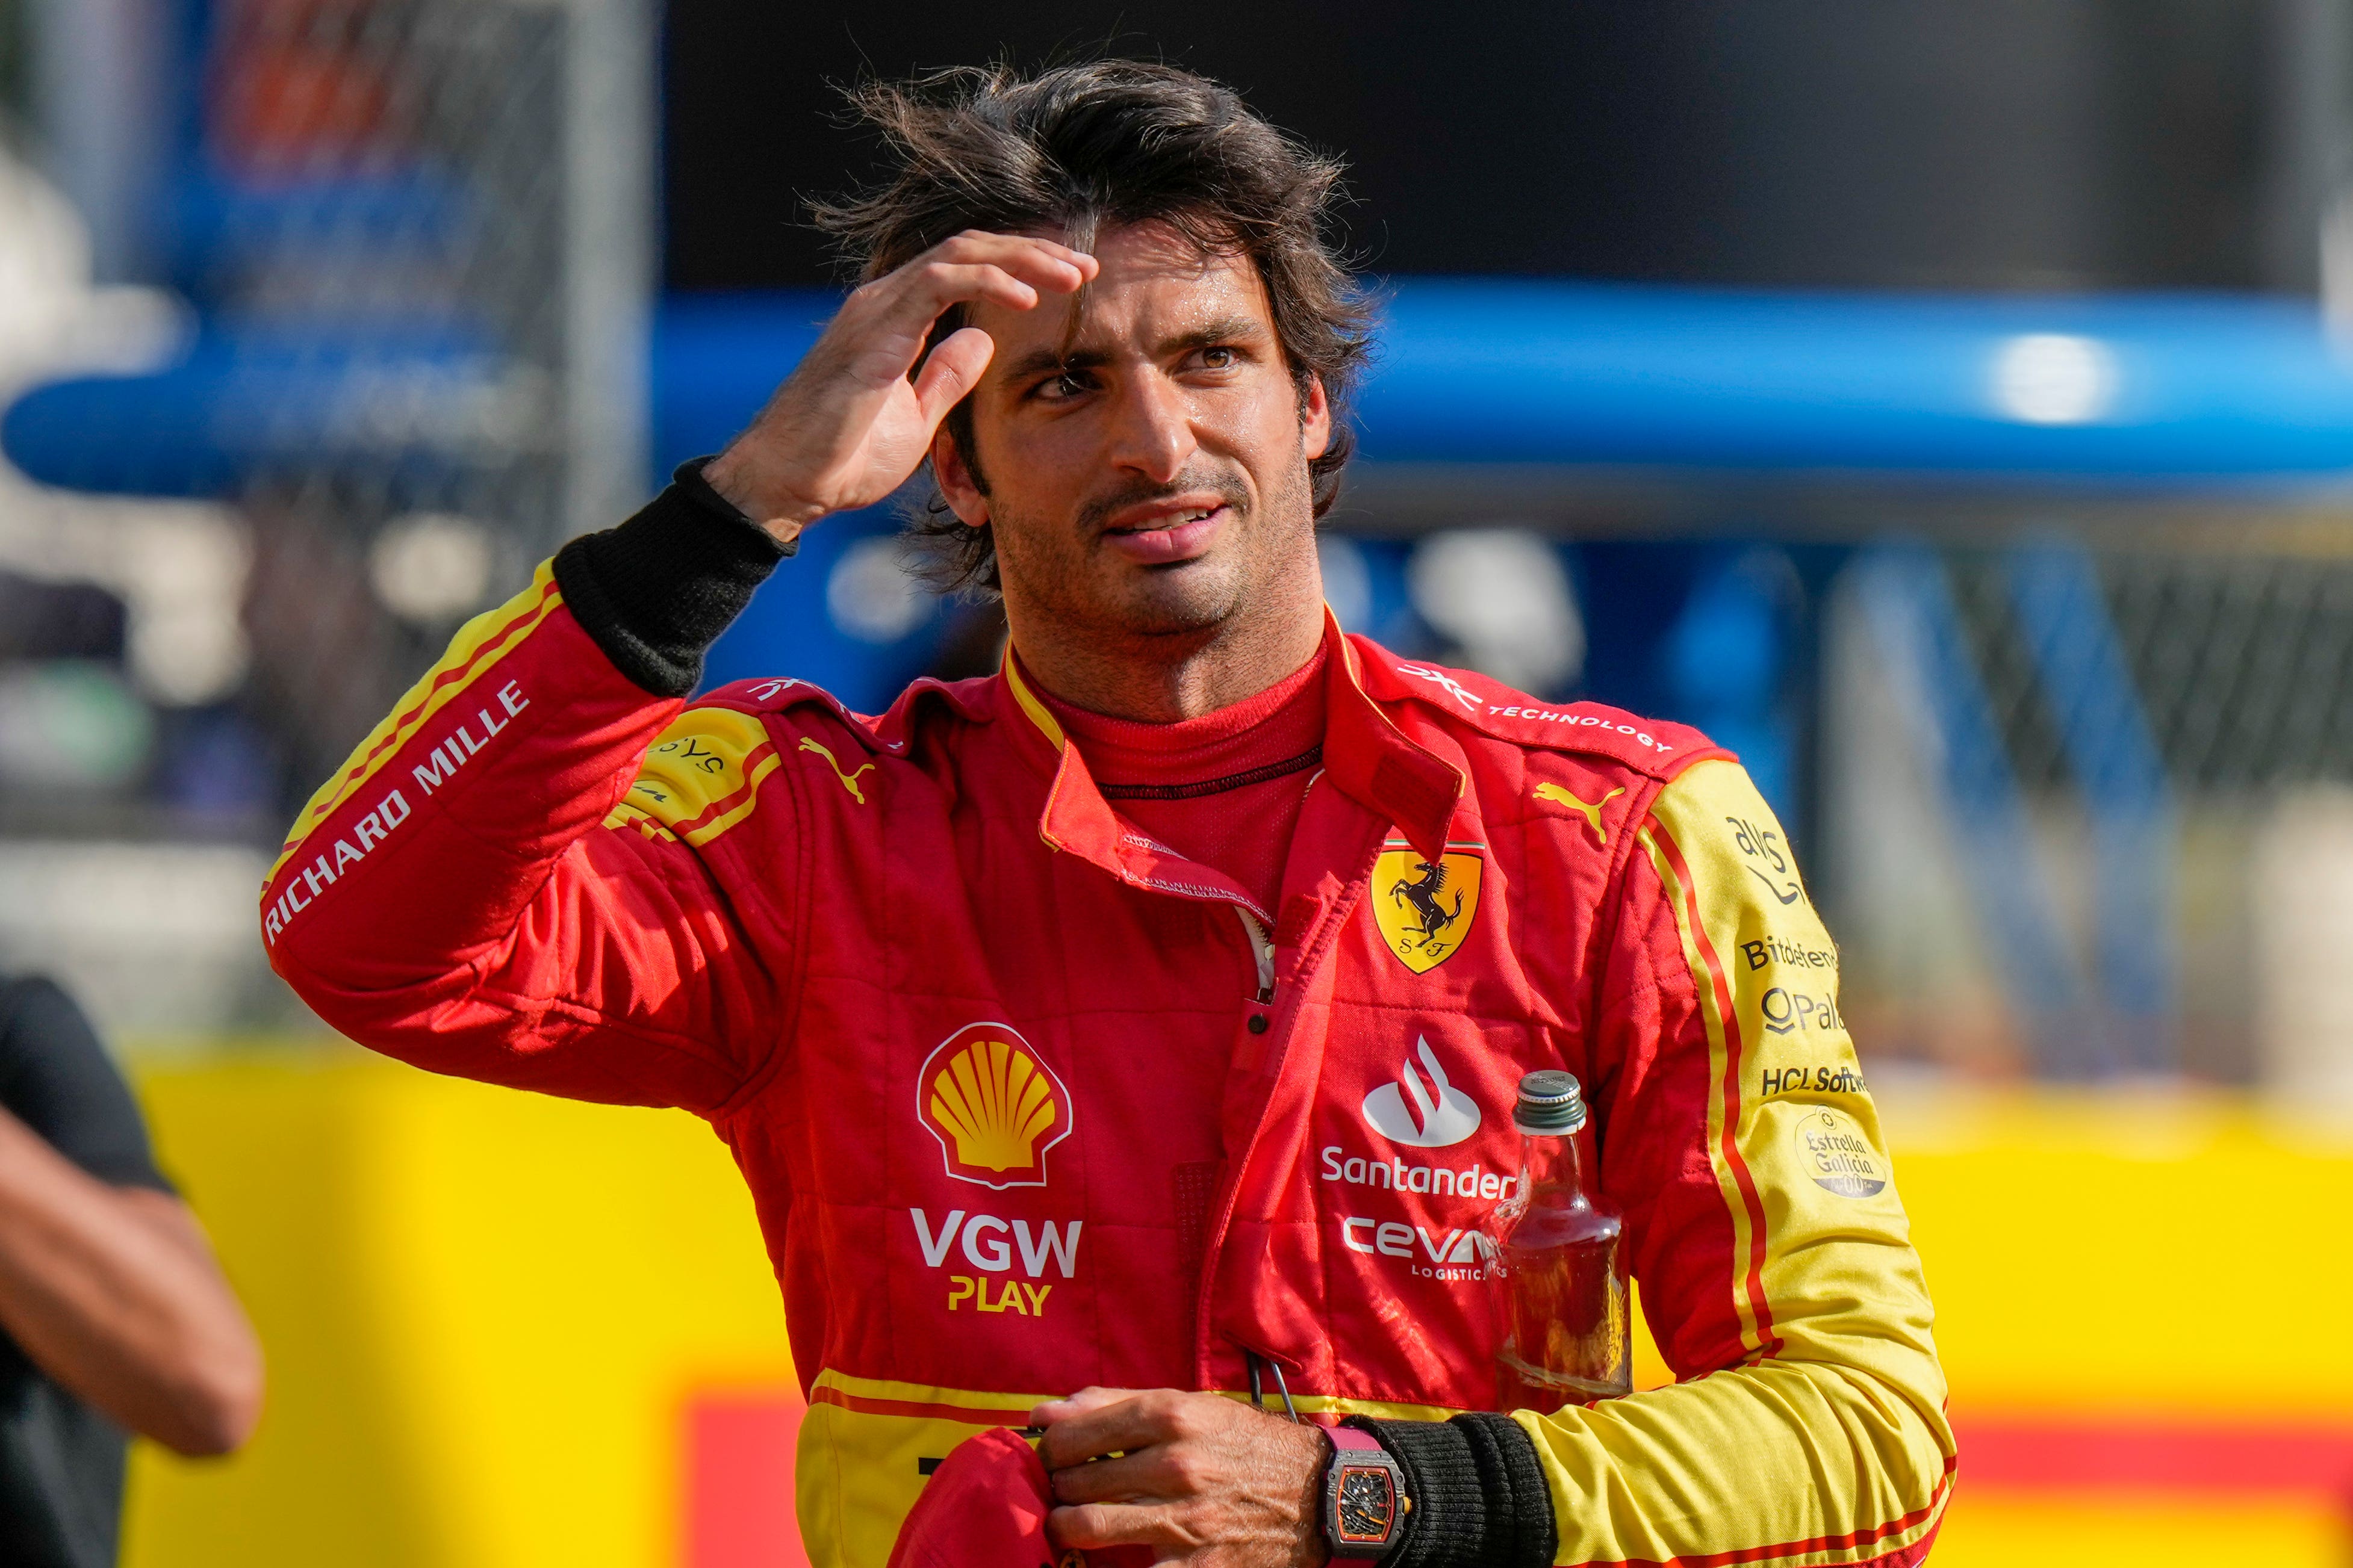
1390, 861, 1463, 951
1370, 840, 1485, 975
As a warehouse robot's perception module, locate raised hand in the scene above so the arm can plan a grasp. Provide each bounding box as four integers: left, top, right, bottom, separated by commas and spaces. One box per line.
701, 231, 1096, 542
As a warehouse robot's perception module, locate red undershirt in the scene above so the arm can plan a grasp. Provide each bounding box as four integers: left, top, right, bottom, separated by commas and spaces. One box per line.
1037, 646, 1328, 917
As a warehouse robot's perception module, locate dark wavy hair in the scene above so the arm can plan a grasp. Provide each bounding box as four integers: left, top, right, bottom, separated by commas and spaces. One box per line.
810, 60, 1374, 595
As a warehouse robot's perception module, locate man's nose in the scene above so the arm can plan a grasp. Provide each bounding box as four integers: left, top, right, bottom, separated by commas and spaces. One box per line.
1106, 373, 1198, 484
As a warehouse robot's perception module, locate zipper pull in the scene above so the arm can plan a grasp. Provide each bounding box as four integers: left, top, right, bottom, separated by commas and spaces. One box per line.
1235, 906, 1276, 1005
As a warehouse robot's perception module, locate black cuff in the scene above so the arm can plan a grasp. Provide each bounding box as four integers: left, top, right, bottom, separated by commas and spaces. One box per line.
1351, 1414, 1556, 1568
552, 457, 792, 697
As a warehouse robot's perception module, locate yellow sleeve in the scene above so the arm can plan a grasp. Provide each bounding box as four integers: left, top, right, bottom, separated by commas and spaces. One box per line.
1520, 758, 1954, 1566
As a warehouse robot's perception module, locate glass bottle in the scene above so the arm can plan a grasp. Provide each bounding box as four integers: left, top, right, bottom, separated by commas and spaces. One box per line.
1487, 1070, 1630, 1412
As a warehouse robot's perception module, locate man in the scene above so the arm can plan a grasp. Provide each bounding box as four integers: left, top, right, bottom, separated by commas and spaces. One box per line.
263, 61, 1951, 1568
0, 976, 263, 1567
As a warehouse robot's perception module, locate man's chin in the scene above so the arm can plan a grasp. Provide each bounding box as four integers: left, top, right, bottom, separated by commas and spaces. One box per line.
1099, 562, 1243, 638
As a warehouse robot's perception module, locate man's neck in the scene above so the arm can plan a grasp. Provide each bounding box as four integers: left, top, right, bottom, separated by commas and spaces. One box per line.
1007, 600, 1326, 722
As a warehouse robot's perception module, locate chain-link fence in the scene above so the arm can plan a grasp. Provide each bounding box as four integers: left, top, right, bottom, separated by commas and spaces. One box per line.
0, 0, 648, 1035
1824, 531, 2353, 1101
194, 0, 648, 801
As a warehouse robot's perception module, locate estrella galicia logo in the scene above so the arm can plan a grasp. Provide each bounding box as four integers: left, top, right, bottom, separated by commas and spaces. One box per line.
1360, 1037, 1483, 1148
1794, 1107, 1887, 1198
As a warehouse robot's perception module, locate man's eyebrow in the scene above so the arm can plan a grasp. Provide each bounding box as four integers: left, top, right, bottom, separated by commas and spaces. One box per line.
1158, 315, 1267, 356
998, 344, 1108, 384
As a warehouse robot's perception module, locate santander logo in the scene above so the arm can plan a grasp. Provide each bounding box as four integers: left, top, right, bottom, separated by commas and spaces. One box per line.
1360, 1038, 1483, 1148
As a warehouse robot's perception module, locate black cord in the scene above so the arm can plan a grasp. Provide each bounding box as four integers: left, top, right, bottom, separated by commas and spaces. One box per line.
1245, 1350, 1301, 1422
1267, 1359, 1299, 1422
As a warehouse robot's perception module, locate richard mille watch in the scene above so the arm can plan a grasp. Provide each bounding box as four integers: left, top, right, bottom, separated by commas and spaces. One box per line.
1322, 1424, 1409, 1560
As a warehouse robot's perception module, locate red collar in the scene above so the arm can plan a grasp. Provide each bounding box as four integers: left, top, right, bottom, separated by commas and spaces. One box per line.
993, 610, 1465, 911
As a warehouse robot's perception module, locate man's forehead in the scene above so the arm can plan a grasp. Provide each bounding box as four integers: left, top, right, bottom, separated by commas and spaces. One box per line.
1058, 218, 1235, 283
980, 221, 1271, 364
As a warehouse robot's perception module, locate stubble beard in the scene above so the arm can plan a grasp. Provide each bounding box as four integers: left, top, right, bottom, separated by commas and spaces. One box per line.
998, 452, 1314, 645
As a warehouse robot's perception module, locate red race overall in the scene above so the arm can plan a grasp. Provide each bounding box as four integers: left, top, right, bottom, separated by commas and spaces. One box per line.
263, 485, 1953, 1568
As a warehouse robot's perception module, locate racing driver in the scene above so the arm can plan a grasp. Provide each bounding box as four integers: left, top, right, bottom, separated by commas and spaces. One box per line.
262, 60, 1953, 1568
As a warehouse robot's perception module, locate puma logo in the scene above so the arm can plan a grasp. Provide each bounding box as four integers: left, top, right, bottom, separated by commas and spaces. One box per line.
1534, 781, 1624, 846
798, 737, 877, 805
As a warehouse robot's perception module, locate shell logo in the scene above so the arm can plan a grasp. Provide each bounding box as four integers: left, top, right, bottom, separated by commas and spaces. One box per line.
915, 1023, 1074, 1190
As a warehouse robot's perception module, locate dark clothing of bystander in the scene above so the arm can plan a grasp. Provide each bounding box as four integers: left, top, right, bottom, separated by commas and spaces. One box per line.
0, 978, 174, 1568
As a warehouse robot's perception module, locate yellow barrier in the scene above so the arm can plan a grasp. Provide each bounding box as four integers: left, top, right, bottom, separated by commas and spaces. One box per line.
122, 1050, 793, 1568
1889, 1085, 2353, 1566
118, 1056, 2353, 1567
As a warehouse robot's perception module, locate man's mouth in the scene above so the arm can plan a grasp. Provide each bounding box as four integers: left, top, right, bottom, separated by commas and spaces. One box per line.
1109, 505, 1219, 530
1099, 499, 1233, 565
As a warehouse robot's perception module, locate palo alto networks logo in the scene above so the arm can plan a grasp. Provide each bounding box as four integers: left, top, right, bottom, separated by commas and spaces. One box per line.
916, 1023, 1074, 1190
1361, 1038, 1482, 1148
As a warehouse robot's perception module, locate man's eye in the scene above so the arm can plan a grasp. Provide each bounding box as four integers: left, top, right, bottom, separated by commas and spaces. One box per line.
1038, 372, 1088, 400
1201, 347, 1235, 368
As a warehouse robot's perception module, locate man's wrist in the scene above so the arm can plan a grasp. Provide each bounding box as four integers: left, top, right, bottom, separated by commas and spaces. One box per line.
551, 457, 791, 698
1348, 1415, 1556, 1568
702, 443, 827, 542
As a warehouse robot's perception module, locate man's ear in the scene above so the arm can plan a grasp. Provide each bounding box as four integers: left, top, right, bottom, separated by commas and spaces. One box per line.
1300, 374, 1332, 462
931, 424, 992, 527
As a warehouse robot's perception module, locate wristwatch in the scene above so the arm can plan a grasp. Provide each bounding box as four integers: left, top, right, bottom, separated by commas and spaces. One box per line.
1322, 1423, 1410, 1560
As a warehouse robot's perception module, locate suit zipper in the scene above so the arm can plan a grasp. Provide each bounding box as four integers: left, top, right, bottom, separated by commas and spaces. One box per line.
1235, 906, 1275, 1004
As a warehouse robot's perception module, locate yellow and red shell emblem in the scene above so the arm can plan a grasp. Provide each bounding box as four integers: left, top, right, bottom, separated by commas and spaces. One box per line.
915, 1023, 1074, 1190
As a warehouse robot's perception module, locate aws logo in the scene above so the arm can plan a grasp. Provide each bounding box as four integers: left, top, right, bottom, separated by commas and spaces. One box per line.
916, 1023, 1074, 1190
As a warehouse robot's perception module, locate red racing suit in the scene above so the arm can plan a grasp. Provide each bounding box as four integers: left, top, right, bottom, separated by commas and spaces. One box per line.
263, 503, 1953, 1567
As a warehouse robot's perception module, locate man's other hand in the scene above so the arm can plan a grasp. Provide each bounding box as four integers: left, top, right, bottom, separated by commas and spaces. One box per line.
1031, 1386, 1331, 1567
703, 231, 1096, 544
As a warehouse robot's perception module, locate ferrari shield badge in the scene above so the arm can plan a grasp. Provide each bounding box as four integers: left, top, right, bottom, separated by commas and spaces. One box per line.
1372, 839, 1485, 974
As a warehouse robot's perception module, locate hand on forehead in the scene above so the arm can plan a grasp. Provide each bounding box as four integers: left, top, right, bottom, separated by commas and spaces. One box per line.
966, 220, 1276, 383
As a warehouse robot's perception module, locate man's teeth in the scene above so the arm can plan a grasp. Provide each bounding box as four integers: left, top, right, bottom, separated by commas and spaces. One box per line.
1117, 506, 1217, 532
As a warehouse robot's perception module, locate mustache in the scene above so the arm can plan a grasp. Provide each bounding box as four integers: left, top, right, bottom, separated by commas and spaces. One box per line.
1077, 469, 1251, 533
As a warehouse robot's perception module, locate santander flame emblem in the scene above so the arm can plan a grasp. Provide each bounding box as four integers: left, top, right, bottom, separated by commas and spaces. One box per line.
1360, 1037, 1483, 1148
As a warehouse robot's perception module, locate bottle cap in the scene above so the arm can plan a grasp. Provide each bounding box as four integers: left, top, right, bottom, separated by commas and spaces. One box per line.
1514, 1070, 1587, 1135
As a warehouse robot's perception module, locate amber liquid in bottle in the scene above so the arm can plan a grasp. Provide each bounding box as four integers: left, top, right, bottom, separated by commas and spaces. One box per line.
1487, 1071, 1630, 1413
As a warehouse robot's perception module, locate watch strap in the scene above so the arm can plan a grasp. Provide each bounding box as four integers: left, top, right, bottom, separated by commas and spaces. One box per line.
1324, 1419, 1408, 1560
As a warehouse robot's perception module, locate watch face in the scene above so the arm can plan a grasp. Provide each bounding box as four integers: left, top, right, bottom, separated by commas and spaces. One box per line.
1335, 1464, 1397, 1545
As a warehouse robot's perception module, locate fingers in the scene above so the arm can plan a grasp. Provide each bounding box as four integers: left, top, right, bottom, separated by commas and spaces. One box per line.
854, 231, 1095, 341
1035, 1389, 1188, 1470
925, 229, 1098, 288
1030, 1385, 1139, 1427
905, 261, 1048, 317
1046, 1446, 1189, 1507
911, 326, 996, 427
1048, 1501, 1190, 1554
